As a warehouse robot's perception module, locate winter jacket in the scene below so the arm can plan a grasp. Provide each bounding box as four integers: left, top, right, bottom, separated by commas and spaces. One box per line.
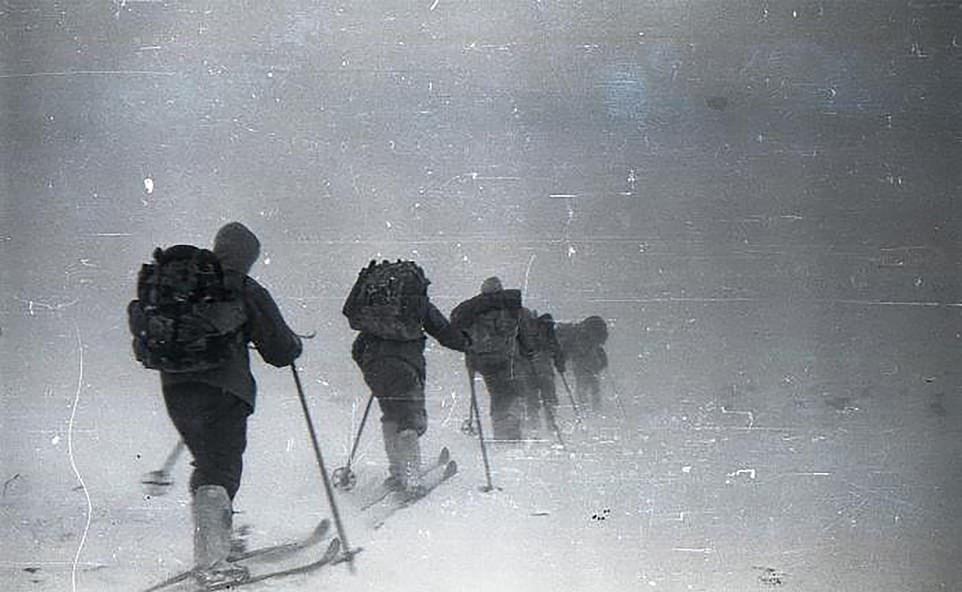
352, 301, 468, 383
556, 322, 608, 375
451, 289, 535, 372
519, 308, 566, 374
160, 223, 302, 409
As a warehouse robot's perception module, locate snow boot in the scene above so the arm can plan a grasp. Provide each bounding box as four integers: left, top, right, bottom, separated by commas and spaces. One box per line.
381, 421, 404, 491
192, 485, 249, 587
395, 428, 424, 497
227, 524, 251, 561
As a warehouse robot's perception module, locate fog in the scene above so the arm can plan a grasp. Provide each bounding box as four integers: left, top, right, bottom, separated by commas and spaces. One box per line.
1, 1, 960, 591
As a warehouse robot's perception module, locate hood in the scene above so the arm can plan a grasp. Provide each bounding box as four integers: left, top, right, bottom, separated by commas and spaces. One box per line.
581, 315, 608, 343
480, 276, 503, 294
213, 222, 260, 274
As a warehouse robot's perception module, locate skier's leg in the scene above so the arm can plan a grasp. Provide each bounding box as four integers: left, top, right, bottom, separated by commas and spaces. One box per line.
395, 380, 427, 493
379, 414, 402, 490
483, 371, 514, 440
164, 384, 250, 499
164, 384, 251, 584
504, 380, 524, 440
587, 374, 602, 412
395, 427, 423, 493
372, 360, 425, 493
192, 484, 249, 585
541, 373, 559, 427
573, 367, 592, 411
521, 373, 542, 436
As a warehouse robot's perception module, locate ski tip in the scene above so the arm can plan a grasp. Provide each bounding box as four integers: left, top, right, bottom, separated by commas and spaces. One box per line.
325, 537, 341, 559
443, 460, 458, 478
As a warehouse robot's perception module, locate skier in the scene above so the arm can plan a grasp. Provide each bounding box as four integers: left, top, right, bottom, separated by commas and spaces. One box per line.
517, 308, 566, 436
345, 260, 468, 496
128, 222, 303, 588
556, 315, 609, 413
450, 276, 533, 441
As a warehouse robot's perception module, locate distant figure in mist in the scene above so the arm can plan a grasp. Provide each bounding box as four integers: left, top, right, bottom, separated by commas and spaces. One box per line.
517, 308, 566, 436
451, 276, 534, 441
556, 315, 609, 413
345, 260, 468, 495
127, 222, 302, 587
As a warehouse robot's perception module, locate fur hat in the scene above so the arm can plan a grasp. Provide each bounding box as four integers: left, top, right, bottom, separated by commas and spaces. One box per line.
480, 276, 503, 294
213, 222, 260, 274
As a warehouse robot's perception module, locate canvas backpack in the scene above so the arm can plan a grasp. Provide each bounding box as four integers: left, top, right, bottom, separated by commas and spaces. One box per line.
466, 306, 521, 371
342, 259, 430, 341
128, 245, 247, 373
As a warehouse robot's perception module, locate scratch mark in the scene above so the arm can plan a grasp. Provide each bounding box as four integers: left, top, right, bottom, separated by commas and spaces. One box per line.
68, 321, 91, 592
0, 70, 176, 79
721, 406, 755, 428
521, 254, 536, 297
429, 0, 440, 10
727, 468, 757, 480
587, 297, 962, 308
15, 297, 79, 315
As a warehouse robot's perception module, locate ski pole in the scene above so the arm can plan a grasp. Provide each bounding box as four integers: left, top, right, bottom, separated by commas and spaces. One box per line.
558, 372, 583, 424
291, 365, 359, 573
461, 381, 478, 436
141, 440, 185, 496
602, 369, 628, 417
542, 402, 568, 451
468, 369, 497, 492
332, 392, 375, 490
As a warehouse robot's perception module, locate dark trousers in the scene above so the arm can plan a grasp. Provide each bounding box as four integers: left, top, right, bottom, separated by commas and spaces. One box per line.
163, 382, 252, 500
376, 384, 428, 436
477, 363, 523, 440
363, 356, 429, 436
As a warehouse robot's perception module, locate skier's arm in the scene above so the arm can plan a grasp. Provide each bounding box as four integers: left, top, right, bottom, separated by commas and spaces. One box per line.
351, 333, 367, 365
547, 326, 566, 374
245, 278, 303, 367
424, 302, 469, 352
597, 347, 608, 371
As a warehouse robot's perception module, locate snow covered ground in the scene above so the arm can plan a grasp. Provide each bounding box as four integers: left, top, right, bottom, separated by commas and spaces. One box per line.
2, 295, 960, 592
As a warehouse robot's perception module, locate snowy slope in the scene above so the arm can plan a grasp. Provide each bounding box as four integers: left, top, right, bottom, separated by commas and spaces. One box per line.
3, 298, 961, 592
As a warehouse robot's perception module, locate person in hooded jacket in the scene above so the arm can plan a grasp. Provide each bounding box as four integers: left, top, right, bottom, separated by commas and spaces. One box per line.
350, 266, 468, 496
450, 277, 534, 441
556, 315, 609, 413
155, 222, 302, 586
517, 308, 566, 435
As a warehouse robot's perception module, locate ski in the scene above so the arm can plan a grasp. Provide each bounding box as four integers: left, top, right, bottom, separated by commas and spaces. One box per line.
359, 447, 450, 510
142, 519, 331, 592
369, 459, 458, 529
201, 537, 341, 591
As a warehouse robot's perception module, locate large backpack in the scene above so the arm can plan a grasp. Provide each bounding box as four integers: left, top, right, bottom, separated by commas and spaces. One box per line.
465, 303, 522, 372
342, 259, 430, 341
128, 245, 247, 373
